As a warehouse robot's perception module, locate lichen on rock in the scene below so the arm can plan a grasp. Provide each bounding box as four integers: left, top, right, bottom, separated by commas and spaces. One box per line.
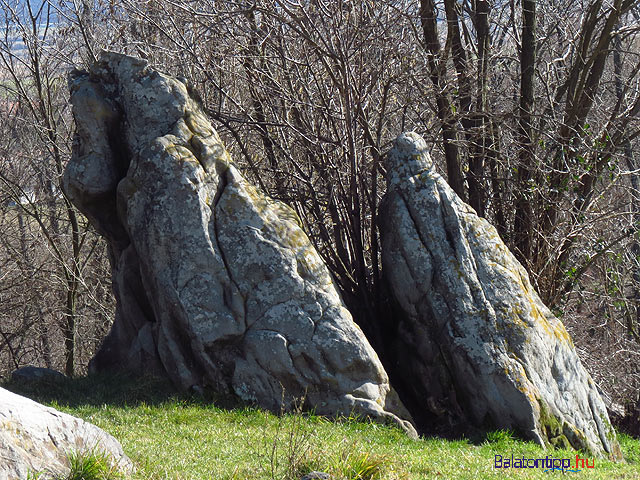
379, 131, 621, 458
64, 52, 415, 437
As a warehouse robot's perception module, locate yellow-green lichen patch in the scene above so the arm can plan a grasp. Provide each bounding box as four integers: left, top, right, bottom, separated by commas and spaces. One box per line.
503, 360, 539, 405
608, 436, 624, 461
465, 212, 503, 247
239, 183, 306, 242
562, 421, 594, 456
217, 189, 249, 223
417, 168, 433, 183
172, 118, 195, 142
512, 270, 574, 346
501, 303, 530, 332
214, 150, 233, 174
268, 217, 318, 267
463, 213, 574, 348
537, 398, 580, 451
535, 305, 573, 346
201, 190, 212, 207
166, 144, 195, 162
221, 182, 324, 280
165, 144, 205, 180
237, 182, 270, 215
184, 111, 214, 138
270, 200, 304, 229
259, 197, 326, 281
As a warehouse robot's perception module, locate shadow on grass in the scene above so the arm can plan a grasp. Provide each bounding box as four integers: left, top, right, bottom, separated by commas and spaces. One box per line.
1, 372, 240, 410
4, 372, 637, 468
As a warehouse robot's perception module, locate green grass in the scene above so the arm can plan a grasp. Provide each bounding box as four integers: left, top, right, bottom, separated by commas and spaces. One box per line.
65, 448, 125, 480
26, 448, 123, 480
4, 374, 640, 479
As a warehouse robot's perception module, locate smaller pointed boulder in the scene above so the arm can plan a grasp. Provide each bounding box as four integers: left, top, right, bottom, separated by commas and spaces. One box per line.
380, 132, 621, 458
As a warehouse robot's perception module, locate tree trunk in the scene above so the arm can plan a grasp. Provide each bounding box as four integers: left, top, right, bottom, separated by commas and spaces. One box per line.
468, 0, 491, 217
419, 0, 465, 198
513, 0, 536, 266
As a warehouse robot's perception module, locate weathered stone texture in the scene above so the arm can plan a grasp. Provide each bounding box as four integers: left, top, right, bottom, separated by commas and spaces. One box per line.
380, 132, 620, 457
0, 387, 132, 480
64, 52, 415, 436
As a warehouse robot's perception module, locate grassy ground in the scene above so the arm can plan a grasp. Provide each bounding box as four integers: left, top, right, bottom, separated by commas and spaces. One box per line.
4, 374, 640, 480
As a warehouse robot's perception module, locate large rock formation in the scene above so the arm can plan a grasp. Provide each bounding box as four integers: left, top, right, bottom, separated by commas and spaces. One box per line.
0, 387, 132, 479
380, 132, 621, 457
64, 52, 414, 436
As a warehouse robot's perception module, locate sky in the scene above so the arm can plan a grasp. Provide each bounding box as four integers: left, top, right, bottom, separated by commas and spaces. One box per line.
1, 0, 60, 56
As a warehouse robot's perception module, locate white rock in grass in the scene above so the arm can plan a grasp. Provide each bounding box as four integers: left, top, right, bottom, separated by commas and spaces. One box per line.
0, 387, 133, 480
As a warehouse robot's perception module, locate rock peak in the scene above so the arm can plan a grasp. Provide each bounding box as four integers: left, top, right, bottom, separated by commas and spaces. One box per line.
386, 131, 433, 184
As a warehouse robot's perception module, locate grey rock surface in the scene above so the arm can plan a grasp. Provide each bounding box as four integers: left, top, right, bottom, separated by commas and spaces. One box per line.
301, 472, 331, 480
11, 366, 65, 382
0, 387, 132, 480
64, 52, 415, 437
379, 132, 621, 458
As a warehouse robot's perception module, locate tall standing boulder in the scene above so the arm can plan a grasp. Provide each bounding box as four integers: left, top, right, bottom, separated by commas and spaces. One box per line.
63, 52, 415, 436
0, 387, 132, 479
380, 132, 621, 457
